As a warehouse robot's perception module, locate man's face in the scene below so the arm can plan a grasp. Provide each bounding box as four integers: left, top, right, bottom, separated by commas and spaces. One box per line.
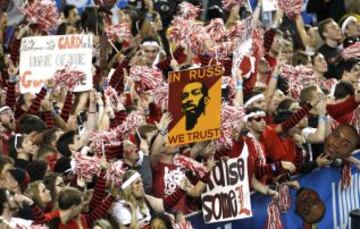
142, 45, 159, 65
124, 143, 139, 164
67, 9, 80, 26
295, 188, 325, 224
347, 63, 360, 84
324, 21, 343, 42
313, 53, 328, 73
324, 125, 359, 159
249, 115, 266, 133
0, 111, 15, 130
270, 34, 283, 54
252, 97, 266, 111
182, 82, 207, 114
345, 20, 360, 37
69, 134, 83, 153
268, 90, 284, 113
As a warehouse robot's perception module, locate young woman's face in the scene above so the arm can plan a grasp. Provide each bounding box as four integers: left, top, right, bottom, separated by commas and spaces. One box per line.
132, 178, 144, 198
55, 176, 65, 195
38, 183, 51, 204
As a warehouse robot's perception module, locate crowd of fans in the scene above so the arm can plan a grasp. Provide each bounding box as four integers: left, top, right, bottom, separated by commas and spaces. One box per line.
0, 0, 359, 228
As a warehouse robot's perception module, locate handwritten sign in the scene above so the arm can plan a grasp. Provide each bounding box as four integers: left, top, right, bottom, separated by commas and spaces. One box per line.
19, 34, 93, 94
201, 144, 252, 224
167, 65, 222, 146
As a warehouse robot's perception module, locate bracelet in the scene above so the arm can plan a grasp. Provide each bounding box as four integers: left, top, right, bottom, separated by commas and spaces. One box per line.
271, 75, 279, 80
159, 129, 167, 136
236, 85, 243, 91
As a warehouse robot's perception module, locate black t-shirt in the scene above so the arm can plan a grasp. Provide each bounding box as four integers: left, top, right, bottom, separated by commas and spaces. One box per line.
318, 44, 341, 79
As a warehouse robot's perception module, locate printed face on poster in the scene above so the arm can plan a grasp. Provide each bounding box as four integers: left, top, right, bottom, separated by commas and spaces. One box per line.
167, 65, 222, 146
19, 34, 93, 94
201, 144, 252, 224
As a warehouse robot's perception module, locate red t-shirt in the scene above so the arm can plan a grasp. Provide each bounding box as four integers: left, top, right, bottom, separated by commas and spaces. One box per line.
260, 125, 296, 163
152, 161, 191, 214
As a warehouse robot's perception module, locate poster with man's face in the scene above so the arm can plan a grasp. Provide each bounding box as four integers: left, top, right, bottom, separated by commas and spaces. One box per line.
167, 65, 222, 146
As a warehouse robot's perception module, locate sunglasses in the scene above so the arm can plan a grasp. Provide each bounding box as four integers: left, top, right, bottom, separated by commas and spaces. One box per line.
251, 116, 266, 122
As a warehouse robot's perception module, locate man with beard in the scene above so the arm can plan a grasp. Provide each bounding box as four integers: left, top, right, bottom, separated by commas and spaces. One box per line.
181, 82, 210, 131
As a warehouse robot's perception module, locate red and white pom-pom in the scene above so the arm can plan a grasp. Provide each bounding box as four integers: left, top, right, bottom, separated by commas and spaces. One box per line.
266, 201, 284, 229
187, 23, 209, 54
129, 66, 163, 91
117, 111, 145, 138
178, 1, 201, 19
20, 0, 59, 32
30, 225, 49, 229
222, 0, 246, 10
74, 153, 101, 182
280, 64, 316, 99
53, 68, 86, 89
221, 20, 247, 41
342, 42, 360, 60
278, 185, 291, 212
252, 27, 265, 59
173, 221, 194, 229
88, 129, 122, 151
105, 160, 126, 187
168, 17, 189, 47
174, 154, 209, 178
342, 162, 352, 189
104, 86, 120, 105
205, 18, 226, 42
351, 106, 360, 134
215, 103, 245, 151
104, 23, 131, 42
278, 0, 303, 19
152, 84, 169, 110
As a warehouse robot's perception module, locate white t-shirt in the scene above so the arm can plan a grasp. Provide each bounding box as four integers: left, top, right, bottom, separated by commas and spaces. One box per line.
302, 127, 317, 161
112, 200, 151, 227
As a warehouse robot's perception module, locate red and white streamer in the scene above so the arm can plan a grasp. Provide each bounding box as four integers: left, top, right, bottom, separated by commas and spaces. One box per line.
222, 0, 246, 10
178, 1, 201, 20
342, 42, 360, 60
152, 84, 169, 110
117, 111, 145, 138
278, 0, 303, 19
105, 160, 126, 187
74, 153, 101, 182
215, 103, 245, 151
266, 201, 284, 229
278, 185, 291, 213
129, 66, 163, 91
20, 0, 59, 32
104, 23, 131, 42
88, 129, 122, 151
279, 64, 316, 99
174, 154, 209, 178
53, 68, 86, 89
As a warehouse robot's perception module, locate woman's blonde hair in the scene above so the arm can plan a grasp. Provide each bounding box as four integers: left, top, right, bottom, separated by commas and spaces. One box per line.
119, 170, 147, 215
26, 181, 46, 209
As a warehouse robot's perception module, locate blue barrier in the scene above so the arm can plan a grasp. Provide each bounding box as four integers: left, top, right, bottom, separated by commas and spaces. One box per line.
188, 154, 360, 229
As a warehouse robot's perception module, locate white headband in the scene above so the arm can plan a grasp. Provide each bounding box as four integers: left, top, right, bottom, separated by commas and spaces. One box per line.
244, 111, 266, 122
121, 172, 141, 190
244, 94, 265, 108
341, 16, 357, 34
141, 41, 160, 48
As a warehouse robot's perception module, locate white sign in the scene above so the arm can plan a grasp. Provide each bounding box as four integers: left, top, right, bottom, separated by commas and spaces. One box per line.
262, 0, 278, 12
19, 34, 93, 94
201, 144, 252, 224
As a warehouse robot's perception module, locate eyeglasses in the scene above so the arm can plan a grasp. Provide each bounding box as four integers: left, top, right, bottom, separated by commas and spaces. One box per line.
251, 116, 266, 122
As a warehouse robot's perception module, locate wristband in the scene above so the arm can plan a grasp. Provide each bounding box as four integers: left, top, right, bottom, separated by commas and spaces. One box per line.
236, 85, 243, 91
318, 115, 326, 123
271, 75, 279, 80
8, 75, 19, 83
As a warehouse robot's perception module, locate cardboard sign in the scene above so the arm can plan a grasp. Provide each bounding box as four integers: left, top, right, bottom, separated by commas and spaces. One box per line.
201, 144, 252, 224
167, 65, 222, 146
262, 0, 278, 12
19, 34, 93, 94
